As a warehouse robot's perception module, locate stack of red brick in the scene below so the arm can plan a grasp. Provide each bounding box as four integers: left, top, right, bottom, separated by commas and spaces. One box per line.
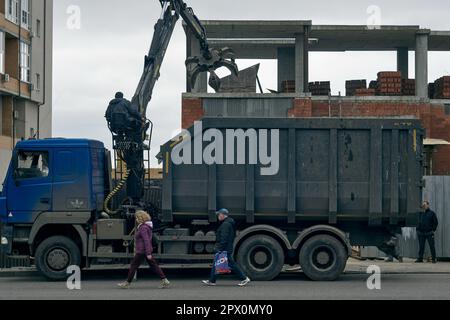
308, 81, 331, 96
354, 88, 376, 96
433, 76, 450, 99
346, 80, 367, 96
377, 71, 402, 96
281, 80, 295, 93
402, 79, 416, 96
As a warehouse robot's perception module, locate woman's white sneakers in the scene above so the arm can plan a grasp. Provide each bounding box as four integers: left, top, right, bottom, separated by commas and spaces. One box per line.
159, 278, 171, 289
117, 279, 170, 289
117, 281, 131, 289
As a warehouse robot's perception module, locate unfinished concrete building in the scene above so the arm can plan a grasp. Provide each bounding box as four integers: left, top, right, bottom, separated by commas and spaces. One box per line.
183, 21, 450, 175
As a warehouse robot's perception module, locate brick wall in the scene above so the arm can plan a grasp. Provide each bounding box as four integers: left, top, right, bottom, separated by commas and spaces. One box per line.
288, 98, 312, 118
182, 98, 204, 129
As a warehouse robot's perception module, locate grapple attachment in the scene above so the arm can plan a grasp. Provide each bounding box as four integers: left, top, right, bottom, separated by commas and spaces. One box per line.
186, 47, 239, 92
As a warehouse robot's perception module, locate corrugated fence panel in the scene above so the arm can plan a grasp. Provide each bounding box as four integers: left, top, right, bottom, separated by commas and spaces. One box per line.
399, 175, 450, 259
444, 177, 450, 257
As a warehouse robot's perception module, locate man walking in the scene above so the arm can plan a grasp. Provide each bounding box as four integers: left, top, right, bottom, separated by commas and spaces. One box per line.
416, 201, 439, 263
202, 209, 251, 287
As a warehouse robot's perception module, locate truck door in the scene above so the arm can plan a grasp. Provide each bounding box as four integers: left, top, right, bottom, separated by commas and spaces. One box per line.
6, 150, 53, 224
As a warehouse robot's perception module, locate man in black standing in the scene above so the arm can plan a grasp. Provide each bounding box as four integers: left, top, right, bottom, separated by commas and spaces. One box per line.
202, 209, 251, 287
416, 200, 439, 263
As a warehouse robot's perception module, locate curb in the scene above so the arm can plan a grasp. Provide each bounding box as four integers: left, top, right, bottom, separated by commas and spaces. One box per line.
345, 271, 450, 275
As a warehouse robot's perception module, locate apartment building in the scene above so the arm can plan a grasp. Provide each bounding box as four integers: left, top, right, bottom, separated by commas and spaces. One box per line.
0, 0, 52, 182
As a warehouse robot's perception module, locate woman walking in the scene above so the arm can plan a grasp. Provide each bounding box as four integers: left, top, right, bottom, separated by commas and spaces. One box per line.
118, 211, 171, 289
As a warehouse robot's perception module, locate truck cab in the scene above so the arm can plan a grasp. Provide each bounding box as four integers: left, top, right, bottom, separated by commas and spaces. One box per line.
0, 139, 108, 276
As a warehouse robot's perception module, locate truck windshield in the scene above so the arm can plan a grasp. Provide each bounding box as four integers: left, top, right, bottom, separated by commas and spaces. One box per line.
15, 151, 49, 179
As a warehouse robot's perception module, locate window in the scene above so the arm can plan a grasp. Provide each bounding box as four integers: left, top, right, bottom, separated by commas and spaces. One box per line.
20, 0, 30, 30
5, 0, 19, 24
15, 151, 49, 179
5, 0, 30, 29
0, 32, 4, 74
20, 42, 30, 83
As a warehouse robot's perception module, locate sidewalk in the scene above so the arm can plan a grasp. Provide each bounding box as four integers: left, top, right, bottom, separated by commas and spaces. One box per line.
1, 258, 450, 278
345, 258, 450, 274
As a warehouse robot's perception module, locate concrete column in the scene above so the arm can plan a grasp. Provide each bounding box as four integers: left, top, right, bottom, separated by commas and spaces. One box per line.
295, 33, 305, 94
186, 31, 207, 93
277, 47, 295, 92
396, 47, 409, 79
303, 27, 310, 92
415, 30, 430, 98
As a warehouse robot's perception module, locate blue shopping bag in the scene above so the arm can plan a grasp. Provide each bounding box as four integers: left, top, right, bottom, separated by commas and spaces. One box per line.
214, 251, 231, 275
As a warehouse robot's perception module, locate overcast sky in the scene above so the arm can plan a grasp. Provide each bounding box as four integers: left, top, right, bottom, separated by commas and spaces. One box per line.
53, 0, 450, 166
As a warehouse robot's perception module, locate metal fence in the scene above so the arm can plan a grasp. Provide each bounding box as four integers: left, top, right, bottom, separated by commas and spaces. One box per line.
361, 176, 450, 259
398, 176, 450, 259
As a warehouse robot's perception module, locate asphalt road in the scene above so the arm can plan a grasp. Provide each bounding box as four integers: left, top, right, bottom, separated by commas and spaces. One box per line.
0, 270, 449, 300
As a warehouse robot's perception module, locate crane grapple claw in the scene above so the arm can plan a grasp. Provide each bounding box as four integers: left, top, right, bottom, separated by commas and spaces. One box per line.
186, 47, 239, 92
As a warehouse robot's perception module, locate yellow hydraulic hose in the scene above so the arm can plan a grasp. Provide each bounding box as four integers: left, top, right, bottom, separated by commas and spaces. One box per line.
103, 169, 131, 215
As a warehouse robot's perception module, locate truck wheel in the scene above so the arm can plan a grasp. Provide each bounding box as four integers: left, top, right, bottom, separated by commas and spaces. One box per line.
299, 235, 347, 281
35, 236, 81, 281
236, 235, 284, 281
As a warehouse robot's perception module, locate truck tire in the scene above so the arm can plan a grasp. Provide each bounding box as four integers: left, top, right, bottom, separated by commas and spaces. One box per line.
236, 235, 284, 281
299, 235, 347, 281
35, 236, 81, 281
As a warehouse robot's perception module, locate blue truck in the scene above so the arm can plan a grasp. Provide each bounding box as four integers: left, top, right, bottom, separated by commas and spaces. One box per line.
0, 118, 424, 281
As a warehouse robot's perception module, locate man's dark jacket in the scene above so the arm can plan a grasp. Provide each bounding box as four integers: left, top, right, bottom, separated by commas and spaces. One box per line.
215, 217, 236, 254
105, 98, 142, 124
417, 209, 439, 234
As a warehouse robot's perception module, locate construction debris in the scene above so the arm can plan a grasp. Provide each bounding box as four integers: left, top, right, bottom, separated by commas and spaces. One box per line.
218, 64, 260, 93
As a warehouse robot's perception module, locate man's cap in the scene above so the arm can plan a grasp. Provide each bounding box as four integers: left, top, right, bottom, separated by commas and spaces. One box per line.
216, 208, 229, 216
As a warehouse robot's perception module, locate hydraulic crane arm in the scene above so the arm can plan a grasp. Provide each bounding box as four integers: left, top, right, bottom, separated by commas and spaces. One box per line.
131, 0, 238, 116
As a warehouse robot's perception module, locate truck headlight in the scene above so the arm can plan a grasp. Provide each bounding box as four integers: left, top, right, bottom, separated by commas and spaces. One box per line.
1, 237, 8, 245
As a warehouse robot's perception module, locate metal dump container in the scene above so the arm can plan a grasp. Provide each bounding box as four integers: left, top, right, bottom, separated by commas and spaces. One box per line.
159, 117, 424, 229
